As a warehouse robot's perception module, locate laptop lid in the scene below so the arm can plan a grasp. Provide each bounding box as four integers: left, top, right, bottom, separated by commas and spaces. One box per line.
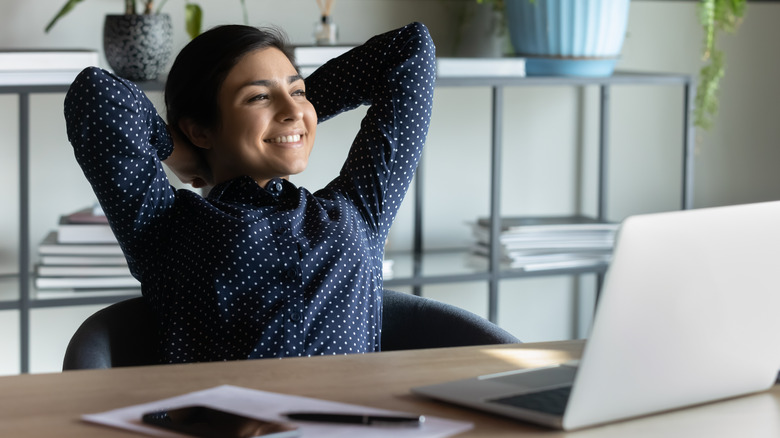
562, 201, 780, 429
412, 201, 780, 431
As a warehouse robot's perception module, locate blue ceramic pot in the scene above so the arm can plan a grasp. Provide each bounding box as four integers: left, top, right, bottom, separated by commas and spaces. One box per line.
505, 0, 631, 76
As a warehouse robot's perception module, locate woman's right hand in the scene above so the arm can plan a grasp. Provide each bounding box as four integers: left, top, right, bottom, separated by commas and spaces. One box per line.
163, 126, 214, 189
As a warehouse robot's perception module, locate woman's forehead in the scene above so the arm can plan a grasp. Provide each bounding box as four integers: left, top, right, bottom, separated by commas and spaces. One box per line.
225, 47, 297, 87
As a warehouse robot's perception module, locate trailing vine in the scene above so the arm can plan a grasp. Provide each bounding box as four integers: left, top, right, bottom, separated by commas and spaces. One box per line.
696, 0, 746, 130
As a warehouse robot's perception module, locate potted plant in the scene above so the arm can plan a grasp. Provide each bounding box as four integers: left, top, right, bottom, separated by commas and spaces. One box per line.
477, 0, 748, 130
479, 0, 631, 76
45, 0, 205, 81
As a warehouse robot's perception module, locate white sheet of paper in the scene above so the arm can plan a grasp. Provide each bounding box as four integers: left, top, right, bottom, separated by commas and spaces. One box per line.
82, 384, 473, 437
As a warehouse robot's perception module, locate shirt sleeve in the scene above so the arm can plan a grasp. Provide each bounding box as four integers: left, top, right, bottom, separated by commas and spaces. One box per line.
64, 67, 177, 279
304, 22, 436, 240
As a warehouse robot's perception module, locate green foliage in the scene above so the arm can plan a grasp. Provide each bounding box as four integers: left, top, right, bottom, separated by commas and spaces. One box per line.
45, 0, 86, 33
240, 0, 249, 25
476, 0, 505, 10
44, 0, 204, 39
696, 0, 746, 130
184, 2, 202, 40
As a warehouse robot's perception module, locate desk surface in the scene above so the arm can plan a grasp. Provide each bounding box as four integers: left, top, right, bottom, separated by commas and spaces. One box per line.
1, 340, 778, 437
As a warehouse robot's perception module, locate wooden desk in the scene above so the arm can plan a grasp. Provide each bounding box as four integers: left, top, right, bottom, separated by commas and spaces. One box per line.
1, 340, 779, 437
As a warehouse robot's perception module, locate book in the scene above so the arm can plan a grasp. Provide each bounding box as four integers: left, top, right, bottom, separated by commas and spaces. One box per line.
471, 242, 612, 259
476, 215, 618, 233
40, 255, 128, 266
0, 70, 84, 86
472, 227, 615, 242
293, 45, 354, 66
35, 275, 140, 289
293, 45, 355, 76
472, 234, 615, 252
437, 57, 526, 78
466, 252, 611, 271
383, 259, 394, 279
469, 215, 617, 271
64, 205, 108, 224
35, 287, 141, 300
54, 206, 116, 244
0, 49, 98, 71
0, 49, 98, 86
37, 265, 132, 277
38, 231, 124, 256
57, 217, 115, 244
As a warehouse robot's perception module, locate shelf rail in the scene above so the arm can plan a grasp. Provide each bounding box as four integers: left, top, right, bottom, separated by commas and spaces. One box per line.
2, 71, 693, 373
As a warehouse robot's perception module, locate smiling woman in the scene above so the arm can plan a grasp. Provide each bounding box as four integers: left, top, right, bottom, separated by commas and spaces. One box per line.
192, 47, 317, 187
63, 22, 436, 364
163, 25, 305, 188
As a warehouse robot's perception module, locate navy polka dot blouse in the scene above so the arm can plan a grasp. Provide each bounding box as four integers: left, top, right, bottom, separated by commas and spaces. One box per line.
64, 22, 436, 363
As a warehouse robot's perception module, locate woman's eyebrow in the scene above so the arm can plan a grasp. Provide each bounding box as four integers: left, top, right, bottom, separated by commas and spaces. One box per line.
241, 75, 304, 89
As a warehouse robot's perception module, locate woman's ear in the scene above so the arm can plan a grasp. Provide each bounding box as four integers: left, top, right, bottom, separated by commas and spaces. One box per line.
178, 118, 213, 150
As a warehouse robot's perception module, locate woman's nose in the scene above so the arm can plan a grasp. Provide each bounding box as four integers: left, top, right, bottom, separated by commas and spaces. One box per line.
276, 95, 303, 122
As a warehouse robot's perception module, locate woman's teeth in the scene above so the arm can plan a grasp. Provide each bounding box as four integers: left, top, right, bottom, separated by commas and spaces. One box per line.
268, 135, 301, 144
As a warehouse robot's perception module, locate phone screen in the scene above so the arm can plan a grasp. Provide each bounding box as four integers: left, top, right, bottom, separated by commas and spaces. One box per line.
142, 405, 300, 438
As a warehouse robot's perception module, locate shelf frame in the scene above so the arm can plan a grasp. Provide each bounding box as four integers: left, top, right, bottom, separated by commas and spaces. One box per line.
2, 70, 693, 373
1, 80, 163, 373
413, 71, 696, 323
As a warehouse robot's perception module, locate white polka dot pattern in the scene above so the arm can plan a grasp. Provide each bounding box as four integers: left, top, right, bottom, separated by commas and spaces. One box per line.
64, 22, 435, 363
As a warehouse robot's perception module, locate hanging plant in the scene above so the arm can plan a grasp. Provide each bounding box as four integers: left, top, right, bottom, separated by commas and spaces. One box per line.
695, 0, 746, 130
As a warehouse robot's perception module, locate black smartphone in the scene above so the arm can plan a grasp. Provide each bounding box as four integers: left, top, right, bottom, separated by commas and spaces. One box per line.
141, 405, 301, 438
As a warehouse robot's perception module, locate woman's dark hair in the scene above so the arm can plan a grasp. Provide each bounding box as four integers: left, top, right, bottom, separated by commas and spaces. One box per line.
165, 24, 295, 141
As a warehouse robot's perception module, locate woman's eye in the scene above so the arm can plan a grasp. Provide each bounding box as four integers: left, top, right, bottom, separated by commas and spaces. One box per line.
249, 94, 268, 102
292, 89, 306, 97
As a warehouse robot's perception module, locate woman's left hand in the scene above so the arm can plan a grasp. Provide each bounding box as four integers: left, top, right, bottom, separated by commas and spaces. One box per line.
163, 126, 214, 188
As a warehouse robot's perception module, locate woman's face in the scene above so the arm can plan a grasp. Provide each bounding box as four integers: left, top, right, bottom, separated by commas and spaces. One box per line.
206, 47, 317, 187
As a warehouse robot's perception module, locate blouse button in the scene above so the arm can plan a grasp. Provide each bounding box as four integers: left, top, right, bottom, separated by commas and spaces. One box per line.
289, 312, 301, 322
274, 182, 283, 192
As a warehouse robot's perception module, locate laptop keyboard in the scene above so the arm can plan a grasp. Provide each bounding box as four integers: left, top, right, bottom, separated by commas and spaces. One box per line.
489, 386, 572, 416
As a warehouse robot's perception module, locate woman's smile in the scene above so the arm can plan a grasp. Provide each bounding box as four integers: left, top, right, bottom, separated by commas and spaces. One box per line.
265, 133, 304, 146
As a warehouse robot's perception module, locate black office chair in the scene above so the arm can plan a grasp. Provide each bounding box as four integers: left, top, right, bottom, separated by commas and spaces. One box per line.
62, 289, 520, 370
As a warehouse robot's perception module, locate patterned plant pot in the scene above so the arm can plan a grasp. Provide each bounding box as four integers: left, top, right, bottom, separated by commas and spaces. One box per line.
103, 14, 173, 82
504, 0, 631, 77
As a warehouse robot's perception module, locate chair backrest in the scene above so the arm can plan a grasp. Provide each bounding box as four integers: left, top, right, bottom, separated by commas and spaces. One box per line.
62, 289, 520, 370
62, 297, 158, 370
380, 290, 520, 350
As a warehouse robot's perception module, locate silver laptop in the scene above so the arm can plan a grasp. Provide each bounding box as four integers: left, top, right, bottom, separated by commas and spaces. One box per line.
412, 201, 780, 430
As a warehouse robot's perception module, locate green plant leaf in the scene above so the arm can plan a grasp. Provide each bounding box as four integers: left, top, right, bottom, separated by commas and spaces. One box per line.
695, 0, 746, 129
185, 2, 203, 40
44, 0, 85, 33
695, 49, 725, 130
241, 0, 249, 25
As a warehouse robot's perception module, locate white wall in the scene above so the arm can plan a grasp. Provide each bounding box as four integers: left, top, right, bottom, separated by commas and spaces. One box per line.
1, 0, 779, 374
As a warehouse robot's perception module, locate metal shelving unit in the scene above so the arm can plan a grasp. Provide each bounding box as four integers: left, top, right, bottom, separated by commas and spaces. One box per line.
2, 70, 693, 373
386, 71, 695, 323
1, 79, 164, 373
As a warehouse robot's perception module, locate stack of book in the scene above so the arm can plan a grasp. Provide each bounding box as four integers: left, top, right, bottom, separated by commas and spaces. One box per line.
436, 57, 526, 78
468, 215, 619, 271
35, 206, 140, 299
293, 45, 354, 76
382, 259, 394, 279
0, 49, 98, 85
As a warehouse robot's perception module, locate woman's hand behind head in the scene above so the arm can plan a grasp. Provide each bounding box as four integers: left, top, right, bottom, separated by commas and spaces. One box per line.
163, 125, 214, 189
